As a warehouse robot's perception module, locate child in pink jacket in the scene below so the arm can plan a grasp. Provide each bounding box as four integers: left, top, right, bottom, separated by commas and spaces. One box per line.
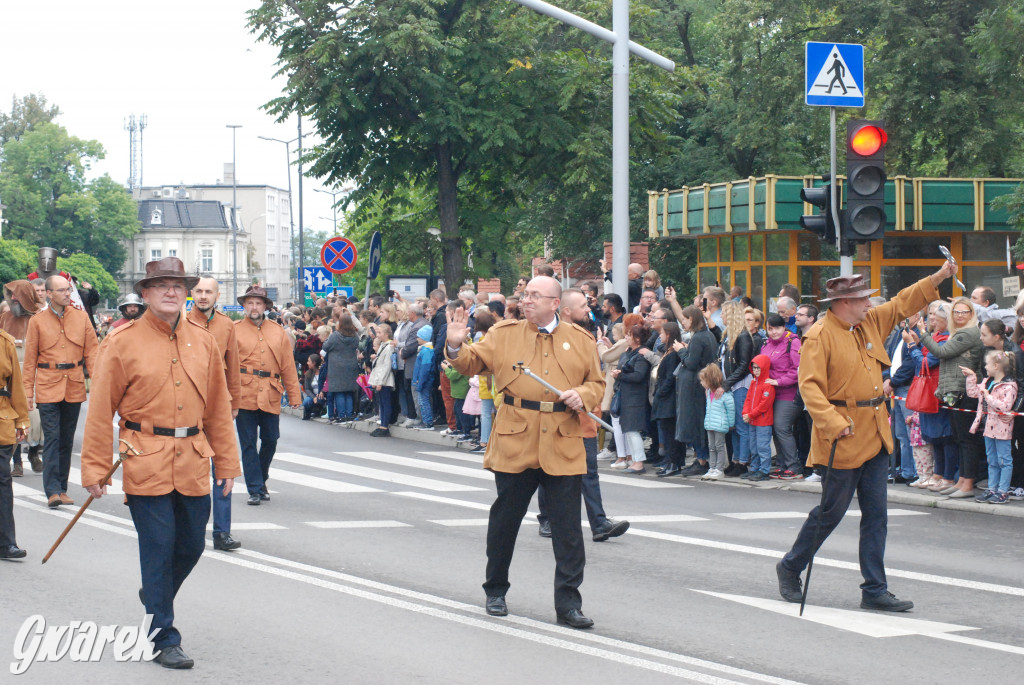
962, 350, 1018, 504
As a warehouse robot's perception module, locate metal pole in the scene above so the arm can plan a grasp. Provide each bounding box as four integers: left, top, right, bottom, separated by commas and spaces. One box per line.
611, 0, 629, 303
227, 124, 242, 301
285, 143, 295, 300
297, 115, 305, 279
832, 107, 853, 277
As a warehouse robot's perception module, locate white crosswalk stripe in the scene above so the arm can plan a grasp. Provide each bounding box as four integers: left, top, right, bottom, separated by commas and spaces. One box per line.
305, 521, 411, 529
270, 468, 381, 493
275, 452, 485, 492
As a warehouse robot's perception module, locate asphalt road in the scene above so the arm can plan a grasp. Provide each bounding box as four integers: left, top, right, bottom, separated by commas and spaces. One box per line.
3, 409, 1022, 683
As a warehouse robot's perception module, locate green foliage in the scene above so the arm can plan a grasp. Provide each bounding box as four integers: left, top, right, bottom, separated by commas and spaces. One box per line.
0, 93, 60, 146
0, 119, 141, 275
56, 253, 118, 300
0, 239, 40, 286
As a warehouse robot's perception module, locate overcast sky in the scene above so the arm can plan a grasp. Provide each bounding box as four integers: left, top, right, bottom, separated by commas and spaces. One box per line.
0, 0, 340, 236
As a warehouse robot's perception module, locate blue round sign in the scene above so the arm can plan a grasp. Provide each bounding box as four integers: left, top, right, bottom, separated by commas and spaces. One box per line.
367, 231, 383, 280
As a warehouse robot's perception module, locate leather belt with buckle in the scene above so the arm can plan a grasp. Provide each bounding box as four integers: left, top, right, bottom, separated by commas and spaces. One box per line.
240, 368, 280, 379
123, 420, 200, 438
503, 395, 567, 413
830, 396, 886, 408
37, 359, 84, 370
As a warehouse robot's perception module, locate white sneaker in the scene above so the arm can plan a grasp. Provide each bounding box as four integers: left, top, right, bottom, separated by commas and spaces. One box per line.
596, 449, 616, 461
702, 469, 722, 480
805, 472, 822, 483
609, 459, 629, 470
402, 418, 417, 428
1009, 487, 1024, 501
439, 428, 456, 437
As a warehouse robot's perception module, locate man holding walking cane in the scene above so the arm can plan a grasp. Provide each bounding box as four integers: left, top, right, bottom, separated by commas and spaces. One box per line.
445, 276, 605, 628
776, 260, 958, 612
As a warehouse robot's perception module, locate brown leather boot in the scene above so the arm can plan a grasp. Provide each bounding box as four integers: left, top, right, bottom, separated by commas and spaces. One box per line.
11, 462, 23, 477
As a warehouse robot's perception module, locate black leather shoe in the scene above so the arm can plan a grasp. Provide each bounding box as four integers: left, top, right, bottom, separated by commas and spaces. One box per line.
259, 490, 270, 502
861, 591, 913, 612
28, 446, 43, 473
247, 494, 261, 506
657, 466, 681, 477
592, 519, 629, 542
538, 521, 552, 538
213, 534, 241, 551
485, 596, 507, 616
154, 645, 194, 669
776, 560, 803, 603
556, 608, 594, 629
0, 544, 27, 559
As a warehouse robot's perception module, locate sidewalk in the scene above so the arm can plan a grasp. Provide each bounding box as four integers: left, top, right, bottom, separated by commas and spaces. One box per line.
283, 407, 1024, 520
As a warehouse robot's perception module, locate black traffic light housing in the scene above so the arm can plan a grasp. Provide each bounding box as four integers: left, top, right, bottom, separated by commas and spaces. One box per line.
800, 175, 839, 245
844, 119, 887, 243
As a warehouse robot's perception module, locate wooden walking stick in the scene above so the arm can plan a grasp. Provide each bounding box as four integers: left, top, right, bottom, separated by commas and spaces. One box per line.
798, 437, 840, 616
41, 438, 141, 564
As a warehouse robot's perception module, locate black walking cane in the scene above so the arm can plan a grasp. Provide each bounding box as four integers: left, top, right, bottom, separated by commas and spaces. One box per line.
799, 437, 839, 616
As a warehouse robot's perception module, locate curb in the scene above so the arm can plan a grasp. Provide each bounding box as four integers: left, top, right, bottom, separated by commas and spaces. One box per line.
282, 406, 1024, 519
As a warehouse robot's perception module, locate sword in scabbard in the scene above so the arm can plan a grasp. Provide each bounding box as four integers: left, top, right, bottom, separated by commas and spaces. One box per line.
512, 361, 614, 432
41, 438, 141, 564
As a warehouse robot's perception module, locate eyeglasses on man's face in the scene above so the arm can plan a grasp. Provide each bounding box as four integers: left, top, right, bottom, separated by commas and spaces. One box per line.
48, 287, 73, 294
521, 291, 558, 301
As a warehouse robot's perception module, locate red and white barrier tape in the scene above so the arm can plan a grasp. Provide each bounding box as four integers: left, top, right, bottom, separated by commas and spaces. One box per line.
891, 395, 1023, 418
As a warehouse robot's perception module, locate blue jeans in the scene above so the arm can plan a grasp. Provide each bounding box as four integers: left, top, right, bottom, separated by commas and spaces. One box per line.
986, 437, 1013, 493
890, 393, 916, 479
750, 424, 773, 474
211, 462, 231, 536
414, 386, 433, 426
37, 401, 81, 498
377, 387, 393, 427
235, 409, 280, 496
453, 398, 467, 433
731, 387, 750, 464
127, 491, 210, 650
480, 399, 494, 445
328, 391, 354, 419
781, 449, 890, 598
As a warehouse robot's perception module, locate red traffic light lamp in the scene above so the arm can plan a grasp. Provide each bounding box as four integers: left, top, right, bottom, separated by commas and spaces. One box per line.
844, 119, 887, 243
849, 124, 887, 157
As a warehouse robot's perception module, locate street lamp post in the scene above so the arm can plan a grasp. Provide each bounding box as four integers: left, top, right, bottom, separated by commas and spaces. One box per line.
226, 124, 242, 301
427, 226, 441, 291
258, 133, 299, 299
315, 185, 355, 235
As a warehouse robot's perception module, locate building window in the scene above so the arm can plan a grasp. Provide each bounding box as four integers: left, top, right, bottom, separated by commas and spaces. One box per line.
267, 196, 276, 210
169, 249, 177, 258
267, 224, 276, 242
201, 248, 213, 272
282, 226, 289, 243
150, 208, 163, 225
137, 250, 145, 272
268, 253, 276, 268
150, 249, 162, 260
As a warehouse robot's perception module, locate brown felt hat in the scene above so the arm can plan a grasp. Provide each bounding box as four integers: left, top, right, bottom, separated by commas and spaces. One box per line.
238, 285, 274, 307
133, 257, 199, 296
818, 274, 878, 302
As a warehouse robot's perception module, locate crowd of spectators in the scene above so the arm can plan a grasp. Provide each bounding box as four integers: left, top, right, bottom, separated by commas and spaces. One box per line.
270, 269, 1024, 505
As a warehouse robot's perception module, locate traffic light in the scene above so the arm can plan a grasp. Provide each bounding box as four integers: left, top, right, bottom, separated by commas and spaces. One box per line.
844, 120, 887, 242
800, 175, 838, 244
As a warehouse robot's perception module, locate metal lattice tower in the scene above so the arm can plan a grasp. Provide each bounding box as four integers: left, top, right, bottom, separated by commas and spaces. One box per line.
124, 114, 148, 191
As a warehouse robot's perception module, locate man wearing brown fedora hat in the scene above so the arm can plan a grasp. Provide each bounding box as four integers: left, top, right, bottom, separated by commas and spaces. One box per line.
776, 261, 958, 613
234, 285, 301, 505
81, 257, 241, 669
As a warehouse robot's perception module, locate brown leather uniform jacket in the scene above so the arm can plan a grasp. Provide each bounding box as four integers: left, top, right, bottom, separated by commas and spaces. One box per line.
80, 311, 240, 496
446, 318, 605, 475
234, 317, 301, 413
23, 305, 99, 404
187, 307, 242, 412
798, 277, 938, 470
0, 331, 30, 445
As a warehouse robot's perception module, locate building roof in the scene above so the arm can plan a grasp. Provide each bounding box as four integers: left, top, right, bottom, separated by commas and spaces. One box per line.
137, 199, 237, 230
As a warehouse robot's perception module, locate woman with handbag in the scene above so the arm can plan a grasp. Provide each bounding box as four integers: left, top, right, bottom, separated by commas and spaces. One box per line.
906, 301, 958, 492
910, 298, 985, 497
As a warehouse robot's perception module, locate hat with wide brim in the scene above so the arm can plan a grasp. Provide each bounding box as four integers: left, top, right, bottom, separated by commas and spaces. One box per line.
133, 257, 199, 296
238, 285, 274, 307
818, 274, 878, 302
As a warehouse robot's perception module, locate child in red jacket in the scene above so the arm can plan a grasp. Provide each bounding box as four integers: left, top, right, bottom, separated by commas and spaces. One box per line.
742, 354, 776, 481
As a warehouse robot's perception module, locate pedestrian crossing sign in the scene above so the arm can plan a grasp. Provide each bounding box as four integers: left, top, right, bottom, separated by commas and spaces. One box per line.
805, 42, 864, 107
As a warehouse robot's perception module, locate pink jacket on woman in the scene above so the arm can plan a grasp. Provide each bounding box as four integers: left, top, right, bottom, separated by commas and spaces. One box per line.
966, 375, 1017, 440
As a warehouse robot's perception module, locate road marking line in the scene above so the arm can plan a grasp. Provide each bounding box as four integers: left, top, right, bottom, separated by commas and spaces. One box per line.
431, 519, 539, 527
12, 482, 39, 497
207, 522, 286, 531
305, 521, 411, 529
393, 491, 494, 512
928, 632, 1024, 656
338, 451, 494, 480
617, 515, 708, 523
627, 529, 1024, 597
718, 512, 815, 520
269, 468, 382, 493
275, 452, 484, 492
13, 498, 803, 684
